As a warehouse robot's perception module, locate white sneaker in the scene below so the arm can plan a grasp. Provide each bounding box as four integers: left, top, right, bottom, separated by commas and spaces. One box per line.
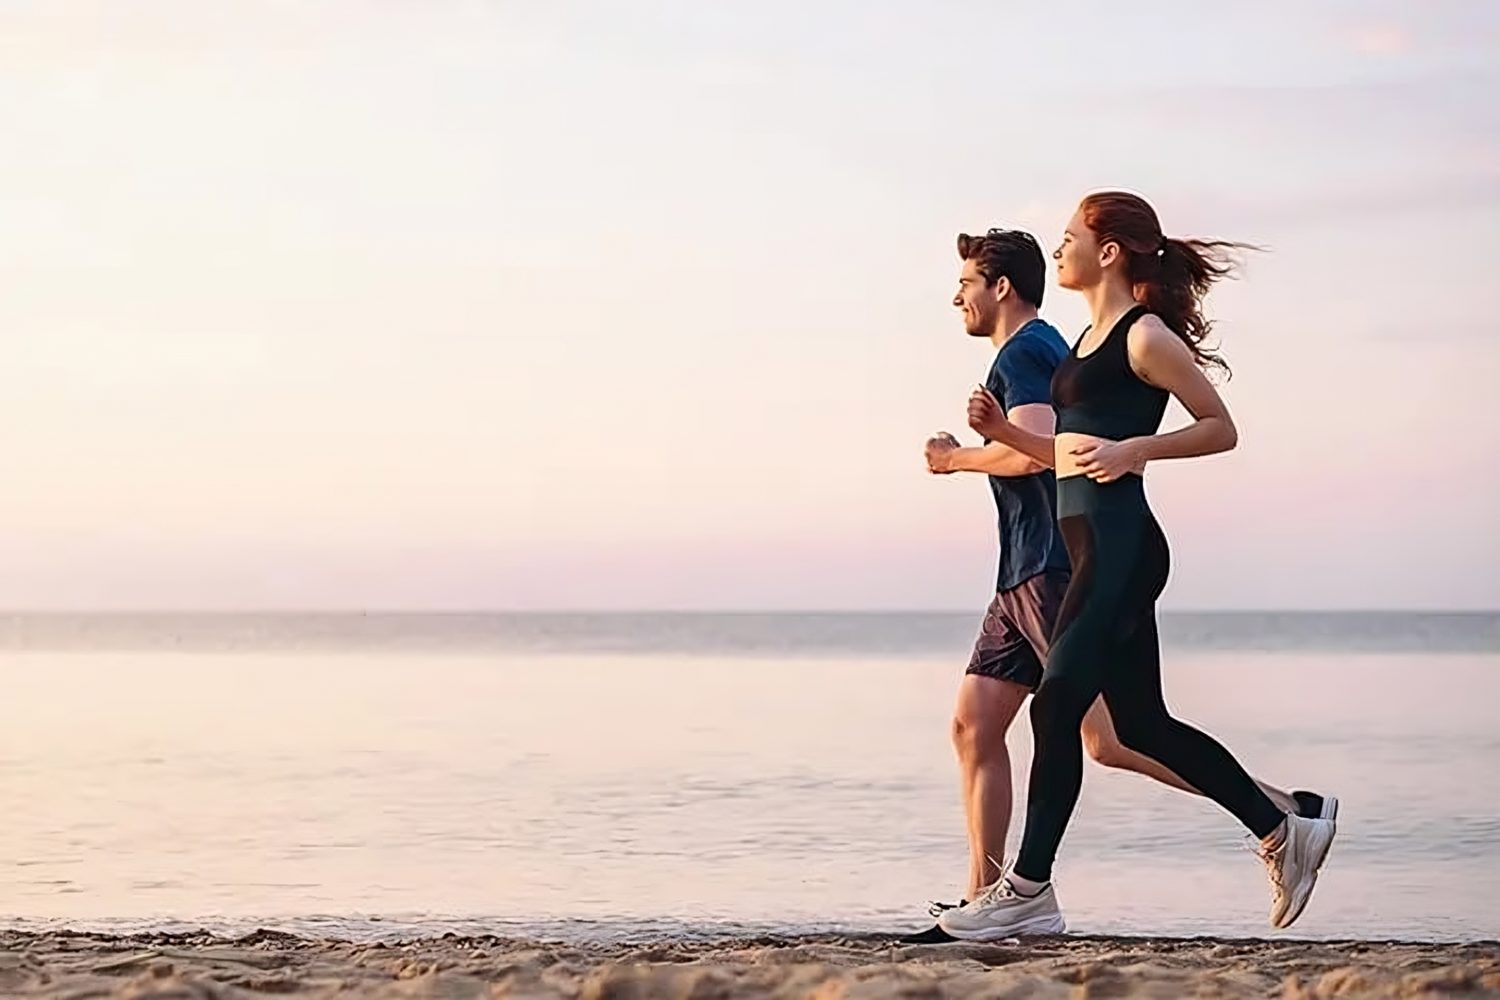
936, 876, 1066, 940
1258, 813, 1336, 929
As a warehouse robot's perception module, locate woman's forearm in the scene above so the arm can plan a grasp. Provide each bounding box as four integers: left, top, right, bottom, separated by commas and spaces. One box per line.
1135, 415, 1238, 463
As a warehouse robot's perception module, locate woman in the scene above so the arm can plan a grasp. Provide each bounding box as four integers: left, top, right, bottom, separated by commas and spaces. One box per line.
939, 192, 1336, 939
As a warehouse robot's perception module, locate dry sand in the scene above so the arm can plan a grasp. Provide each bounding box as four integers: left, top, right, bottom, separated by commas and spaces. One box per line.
2, 928, 1495, 999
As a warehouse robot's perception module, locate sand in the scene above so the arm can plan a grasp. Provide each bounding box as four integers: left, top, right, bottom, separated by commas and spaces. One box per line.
3, 929, 1497, 999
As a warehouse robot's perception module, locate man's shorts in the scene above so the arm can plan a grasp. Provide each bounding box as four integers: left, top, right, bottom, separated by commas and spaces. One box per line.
965, 570, 1071, 690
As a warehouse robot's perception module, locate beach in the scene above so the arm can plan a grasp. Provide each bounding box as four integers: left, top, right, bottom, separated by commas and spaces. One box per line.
4, 928, 1497, 998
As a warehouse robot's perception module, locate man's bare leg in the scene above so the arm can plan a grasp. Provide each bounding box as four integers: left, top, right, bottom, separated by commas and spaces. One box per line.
952, 674, 1030, 899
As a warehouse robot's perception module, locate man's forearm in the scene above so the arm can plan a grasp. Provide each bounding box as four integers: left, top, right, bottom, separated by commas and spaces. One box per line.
950, 443, 1046, 477
991, 422, 1056, 468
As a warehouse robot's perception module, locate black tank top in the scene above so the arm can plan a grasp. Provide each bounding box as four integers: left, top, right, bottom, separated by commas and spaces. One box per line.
1051, 305, 1169, 439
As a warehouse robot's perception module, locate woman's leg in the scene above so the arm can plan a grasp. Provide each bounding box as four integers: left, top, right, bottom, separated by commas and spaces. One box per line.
1098, 614, 1284, 839
1008, 511, 1120, 884
1080, 698, 1303, 814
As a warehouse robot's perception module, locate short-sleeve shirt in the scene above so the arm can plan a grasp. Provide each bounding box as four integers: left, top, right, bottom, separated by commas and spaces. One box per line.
984, 318, 1072, 592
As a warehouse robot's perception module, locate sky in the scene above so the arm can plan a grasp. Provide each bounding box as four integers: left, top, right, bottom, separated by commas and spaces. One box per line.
1, 1, 1497, 611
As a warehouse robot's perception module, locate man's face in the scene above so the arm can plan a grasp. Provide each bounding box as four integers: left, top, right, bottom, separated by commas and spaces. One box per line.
953, 257, 1003, 337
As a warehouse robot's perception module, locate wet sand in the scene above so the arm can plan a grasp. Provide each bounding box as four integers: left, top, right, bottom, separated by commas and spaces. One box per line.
2, 928, 1496, 998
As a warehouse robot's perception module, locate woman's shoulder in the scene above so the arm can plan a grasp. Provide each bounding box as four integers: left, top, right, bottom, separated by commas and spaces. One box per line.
1126, 311, 1184, 353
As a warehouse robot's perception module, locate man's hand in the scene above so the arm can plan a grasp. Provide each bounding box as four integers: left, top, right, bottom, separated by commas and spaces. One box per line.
925, 432, 961, 474
967, 386, 1009, 441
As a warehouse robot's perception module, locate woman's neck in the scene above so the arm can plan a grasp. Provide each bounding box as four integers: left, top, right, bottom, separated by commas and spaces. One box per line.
1083, 280, 1139, 334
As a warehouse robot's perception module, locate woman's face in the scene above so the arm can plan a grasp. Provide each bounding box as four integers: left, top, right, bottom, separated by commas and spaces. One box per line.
1054, 205, 1103, 291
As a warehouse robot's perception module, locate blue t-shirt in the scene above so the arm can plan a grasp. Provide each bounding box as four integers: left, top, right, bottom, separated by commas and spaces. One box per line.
984, 319, 1072, 592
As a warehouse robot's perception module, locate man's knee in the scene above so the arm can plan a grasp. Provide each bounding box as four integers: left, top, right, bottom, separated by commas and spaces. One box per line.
951, 677, 1026, 758
1081, 701, 1145, 768
1083, 729, 1134, 770
951, 706, 1011, 759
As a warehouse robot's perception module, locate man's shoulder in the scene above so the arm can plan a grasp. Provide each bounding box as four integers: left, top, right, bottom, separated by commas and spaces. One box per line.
1015, 319, 1069, 357
997, 320, 1068, 372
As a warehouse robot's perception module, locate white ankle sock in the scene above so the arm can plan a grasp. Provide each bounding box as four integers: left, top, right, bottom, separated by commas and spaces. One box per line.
1007, 873, 1048, 897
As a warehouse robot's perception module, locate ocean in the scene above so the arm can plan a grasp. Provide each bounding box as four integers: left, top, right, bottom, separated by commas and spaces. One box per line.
2, 612, 1496, 943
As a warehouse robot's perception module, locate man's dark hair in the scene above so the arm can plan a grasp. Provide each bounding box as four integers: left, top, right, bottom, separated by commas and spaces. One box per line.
956, 228, 1045, 308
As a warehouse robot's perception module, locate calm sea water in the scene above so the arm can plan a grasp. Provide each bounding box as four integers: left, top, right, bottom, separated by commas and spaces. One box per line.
2, 613, 1497, 943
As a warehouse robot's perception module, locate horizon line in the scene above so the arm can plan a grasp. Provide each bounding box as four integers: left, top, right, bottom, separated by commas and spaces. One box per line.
1, 608, 1496, 617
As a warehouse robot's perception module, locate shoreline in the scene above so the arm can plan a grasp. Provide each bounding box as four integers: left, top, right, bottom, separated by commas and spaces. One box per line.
4, 928, 1497, 998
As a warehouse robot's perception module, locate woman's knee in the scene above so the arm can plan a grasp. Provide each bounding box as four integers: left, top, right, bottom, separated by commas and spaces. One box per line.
1099, 699, 1170, 756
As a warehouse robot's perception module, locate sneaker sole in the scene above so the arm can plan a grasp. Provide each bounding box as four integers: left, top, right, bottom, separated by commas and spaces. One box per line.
939, 913, 1067, 940
896, 924, 959, 945
1276, 820, 1336, 929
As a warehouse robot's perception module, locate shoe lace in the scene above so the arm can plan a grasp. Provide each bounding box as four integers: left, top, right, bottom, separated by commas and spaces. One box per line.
970, 855, 1018, 906
1251, 835, 1287, 895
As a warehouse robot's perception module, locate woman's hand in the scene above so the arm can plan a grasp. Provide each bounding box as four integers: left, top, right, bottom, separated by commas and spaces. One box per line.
1070, 438, 1147, 483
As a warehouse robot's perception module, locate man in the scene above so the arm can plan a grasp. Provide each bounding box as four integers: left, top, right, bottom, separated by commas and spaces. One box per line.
906, 229, 1332, 943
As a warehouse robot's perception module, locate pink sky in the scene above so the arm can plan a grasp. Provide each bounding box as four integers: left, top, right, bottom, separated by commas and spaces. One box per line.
1, 2, 1496, 610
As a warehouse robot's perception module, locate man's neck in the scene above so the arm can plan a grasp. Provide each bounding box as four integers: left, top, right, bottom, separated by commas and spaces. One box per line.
990, 307, 1040, 349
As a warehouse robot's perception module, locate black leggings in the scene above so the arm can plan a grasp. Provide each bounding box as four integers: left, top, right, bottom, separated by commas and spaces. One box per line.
1012, 475, 1285, 883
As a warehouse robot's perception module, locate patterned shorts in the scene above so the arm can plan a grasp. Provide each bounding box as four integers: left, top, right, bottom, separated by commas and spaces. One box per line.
966, 570, 1070, 689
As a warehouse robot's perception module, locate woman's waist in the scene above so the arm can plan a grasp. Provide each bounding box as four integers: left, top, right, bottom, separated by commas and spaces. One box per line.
1054, 431, 1129, 481
1055, 467, 1149, 518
